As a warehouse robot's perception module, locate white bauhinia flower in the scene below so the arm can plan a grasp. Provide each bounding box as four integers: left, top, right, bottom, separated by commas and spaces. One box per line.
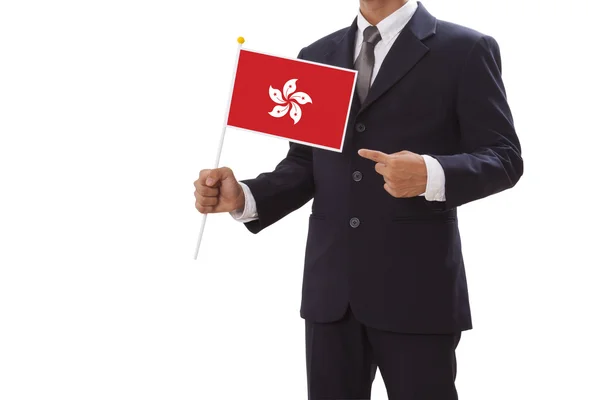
268, 78, 312, 124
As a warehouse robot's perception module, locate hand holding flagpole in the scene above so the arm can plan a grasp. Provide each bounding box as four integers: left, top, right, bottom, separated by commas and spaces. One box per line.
193, 36, 245, 260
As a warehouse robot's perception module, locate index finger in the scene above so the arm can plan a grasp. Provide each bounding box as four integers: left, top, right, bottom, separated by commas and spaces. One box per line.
357, 149, 390, 164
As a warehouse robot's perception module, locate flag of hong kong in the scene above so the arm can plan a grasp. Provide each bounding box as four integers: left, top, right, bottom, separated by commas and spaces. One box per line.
227, 49, 358, 152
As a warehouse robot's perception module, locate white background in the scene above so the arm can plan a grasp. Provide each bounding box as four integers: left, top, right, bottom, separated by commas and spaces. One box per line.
1, 0, 599, 399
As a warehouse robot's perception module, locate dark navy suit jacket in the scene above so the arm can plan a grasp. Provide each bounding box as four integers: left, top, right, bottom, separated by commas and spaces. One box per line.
240, 2, 523, 334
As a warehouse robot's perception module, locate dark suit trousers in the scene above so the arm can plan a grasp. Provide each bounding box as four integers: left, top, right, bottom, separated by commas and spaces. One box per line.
305, 306, 461, 400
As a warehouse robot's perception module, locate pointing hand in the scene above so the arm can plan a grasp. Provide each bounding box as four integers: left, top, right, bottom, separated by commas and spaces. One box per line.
357, 149, 427, 198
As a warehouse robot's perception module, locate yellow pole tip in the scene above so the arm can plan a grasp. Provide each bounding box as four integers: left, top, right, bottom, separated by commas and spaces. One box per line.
237, 36, 245, 44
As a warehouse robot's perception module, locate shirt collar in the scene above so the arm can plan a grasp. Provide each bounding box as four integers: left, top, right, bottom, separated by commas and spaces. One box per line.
356, 0, 418, 44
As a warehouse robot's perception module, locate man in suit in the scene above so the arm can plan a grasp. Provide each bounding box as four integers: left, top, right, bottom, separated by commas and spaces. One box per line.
194, 0, 523, 398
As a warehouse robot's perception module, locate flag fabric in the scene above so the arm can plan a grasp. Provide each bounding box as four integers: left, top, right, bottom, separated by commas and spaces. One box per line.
227, 49, 357, 152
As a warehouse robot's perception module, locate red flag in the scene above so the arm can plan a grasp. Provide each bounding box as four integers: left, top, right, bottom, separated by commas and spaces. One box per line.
227, 49, 357, 152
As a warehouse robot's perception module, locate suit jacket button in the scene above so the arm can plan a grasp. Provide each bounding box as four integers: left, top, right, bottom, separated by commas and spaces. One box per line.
349, 217, 360, 228
352, 171, 362, 182
355, 123, 366, 133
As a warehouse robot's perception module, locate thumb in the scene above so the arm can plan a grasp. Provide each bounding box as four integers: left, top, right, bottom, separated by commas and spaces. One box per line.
205, 167, 232, 187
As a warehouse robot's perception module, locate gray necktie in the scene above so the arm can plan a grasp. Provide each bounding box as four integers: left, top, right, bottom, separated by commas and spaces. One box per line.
354, 25, 382, 104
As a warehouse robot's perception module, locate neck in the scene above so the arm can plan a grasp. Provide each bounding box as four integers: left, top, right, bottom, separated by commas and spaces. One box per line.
359, 0, 409, 25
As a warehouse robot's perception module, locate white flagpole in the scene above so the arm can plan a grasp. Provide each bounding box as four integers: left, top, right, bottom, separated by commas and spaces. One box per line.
193, 36, 245, 260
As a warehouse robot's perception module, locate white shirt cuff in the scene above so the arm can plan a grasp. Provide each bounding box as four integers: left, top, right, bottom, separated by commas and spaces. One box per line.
420, 155, 446, 202
229, 182, 259, 222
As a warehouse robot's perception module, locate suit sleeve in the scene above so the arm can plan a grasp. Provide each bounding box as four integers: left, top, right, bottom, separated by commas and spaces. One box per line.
238, 48, 315, 234
428, 35, 523, 209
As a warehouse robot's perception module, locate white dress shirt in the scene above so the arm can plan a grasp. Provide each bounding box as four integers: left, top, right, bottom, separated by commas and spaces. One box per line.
230, 0, 445, 222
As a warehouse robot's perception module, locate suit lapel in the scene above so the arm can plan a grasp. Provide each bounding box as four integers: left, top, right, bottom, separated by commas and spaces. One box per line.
326, 17, 357, 70
358, 2, 437, 114
324, 18, 361, 116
